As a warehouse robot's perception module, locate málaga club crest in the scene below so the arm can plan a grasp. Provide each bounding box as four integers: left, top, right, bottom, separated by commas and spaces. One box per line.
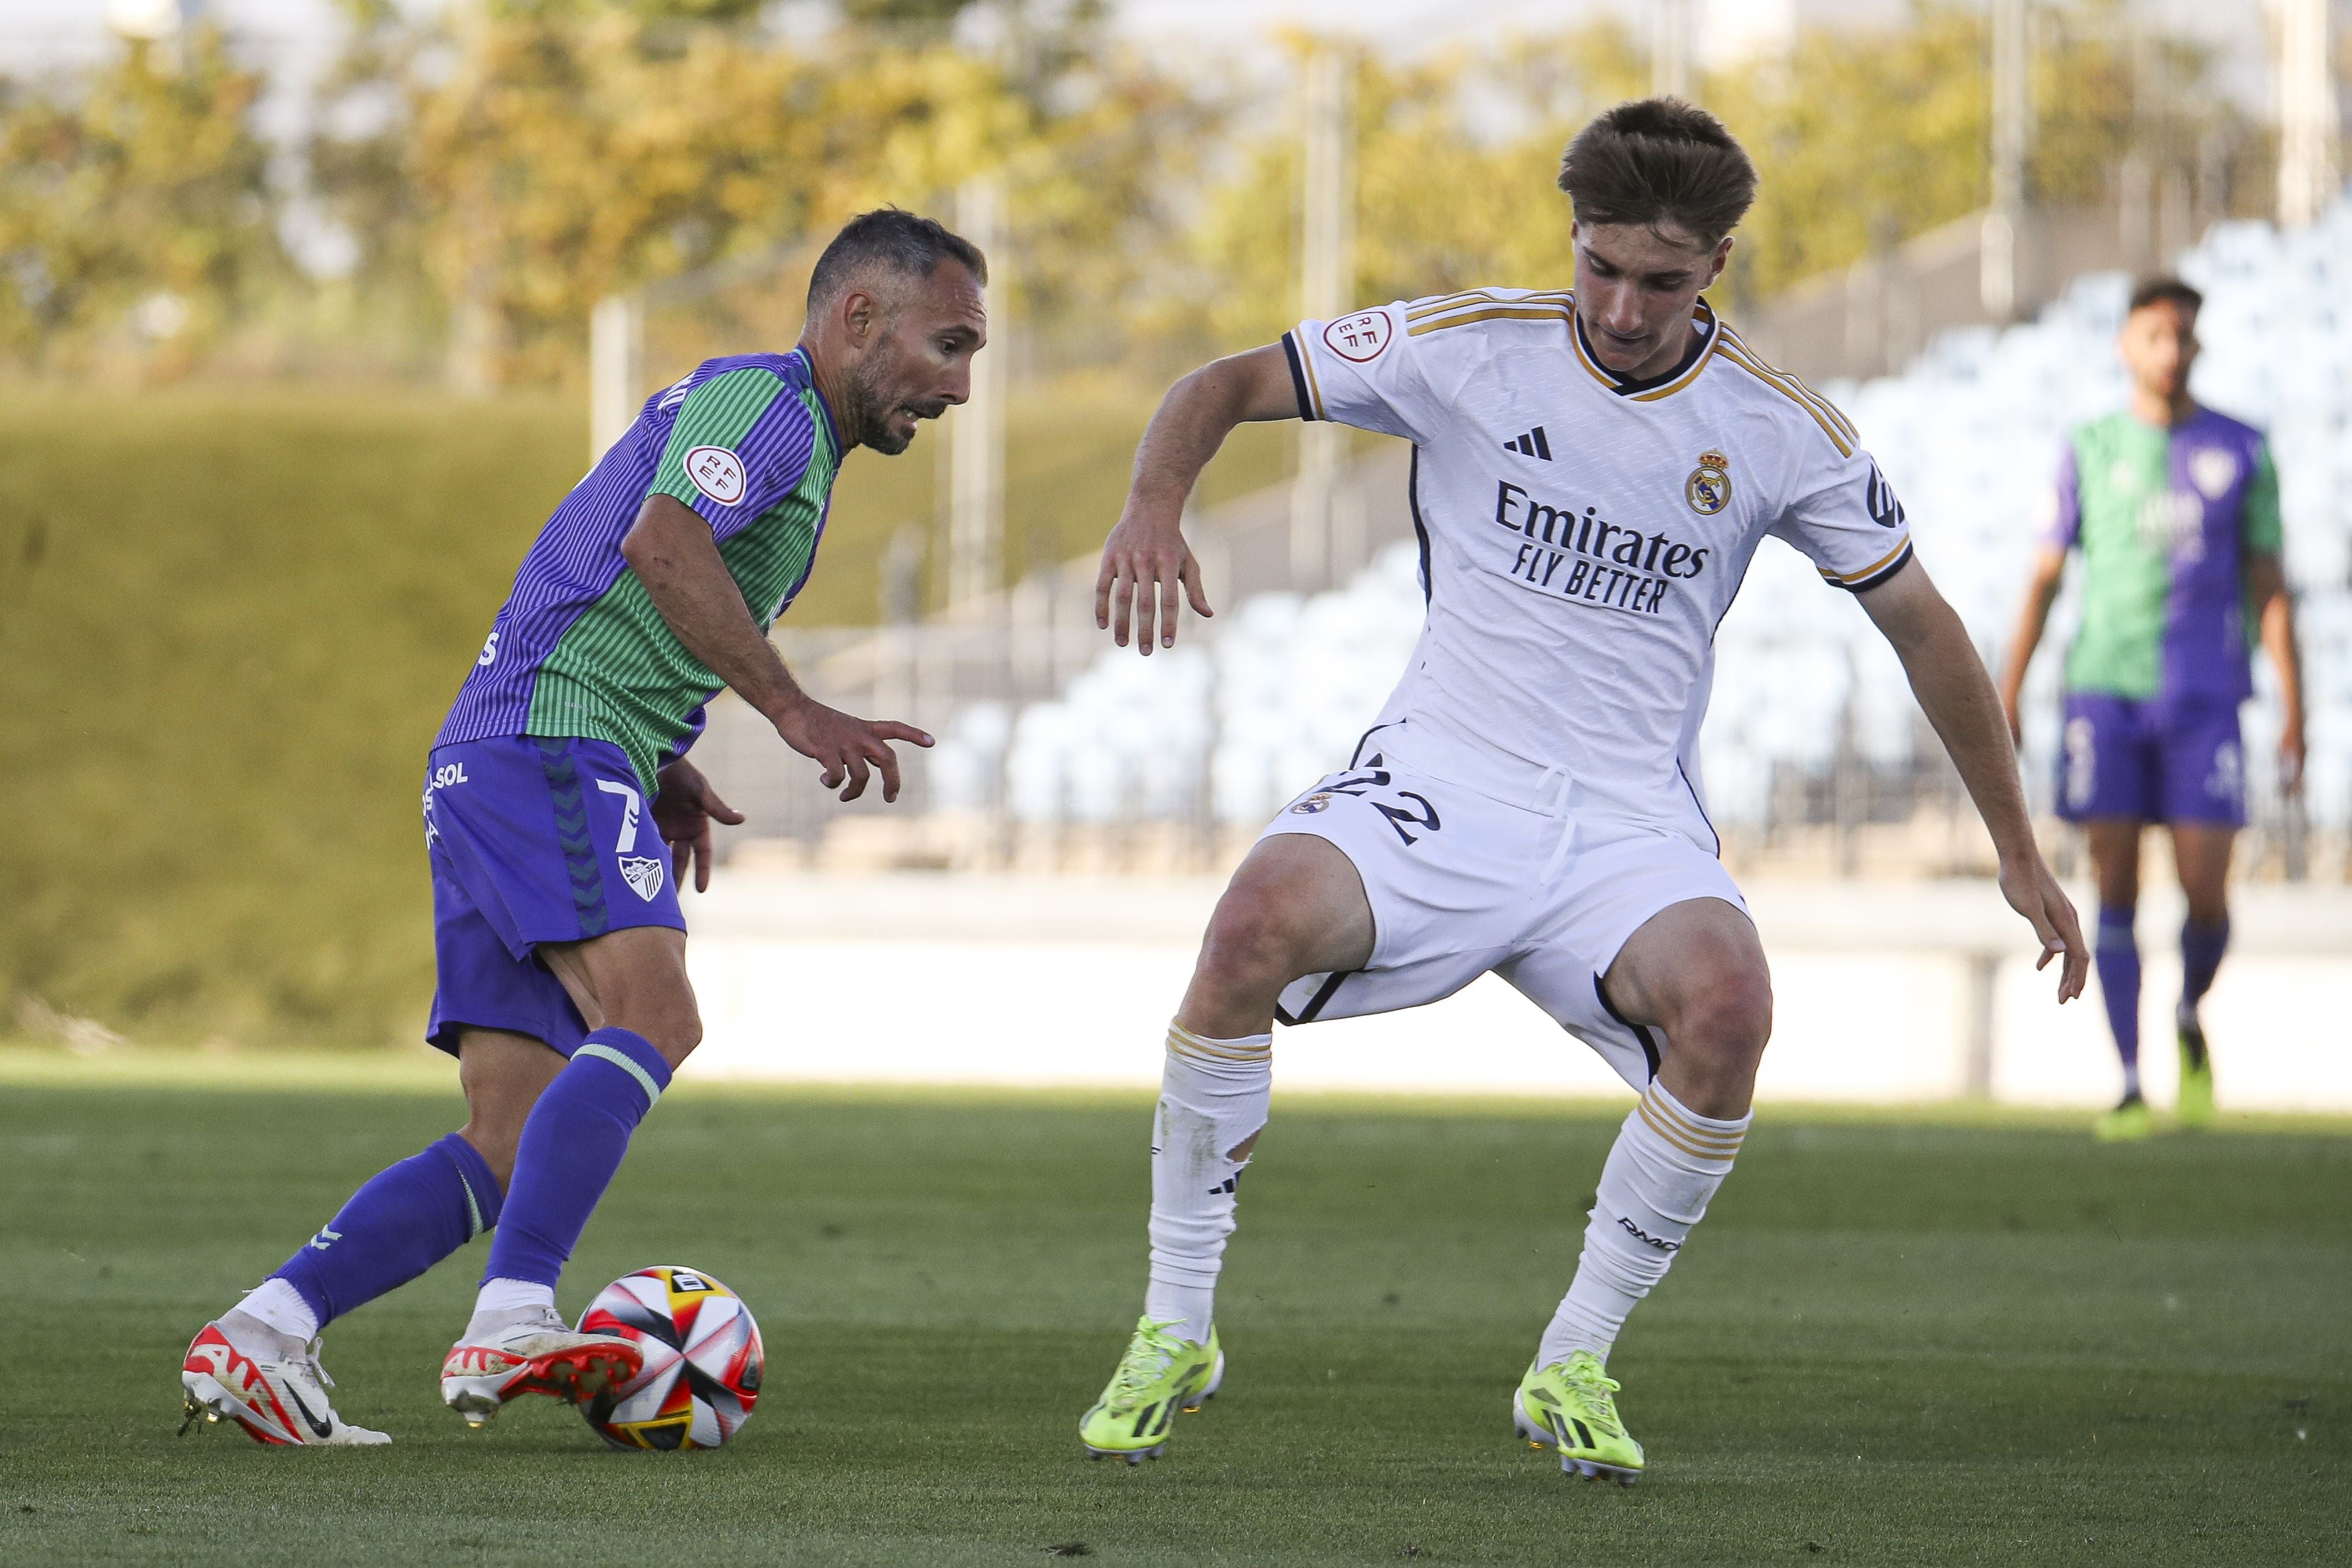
618, 855, 666, 902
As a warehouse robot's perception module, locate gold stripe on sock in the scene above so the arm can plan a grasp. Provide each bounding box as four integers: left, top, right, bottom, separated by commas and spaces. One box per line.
1167, 1023, 1272, 1064
1180, 1043, 1271, 1064
1636, 1094, 1743, 1162
1641, 1103, 1746, 1158
1636, 1097, 1733, 1161
1641, 1085, 1749, 1149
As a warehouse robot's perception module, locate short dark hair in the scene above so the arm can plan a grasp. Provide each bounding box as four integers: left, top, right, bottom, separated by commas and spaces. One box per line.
2127, 275, 2202, 318
1557, 97, 1759, 248
806, 208, 987, 311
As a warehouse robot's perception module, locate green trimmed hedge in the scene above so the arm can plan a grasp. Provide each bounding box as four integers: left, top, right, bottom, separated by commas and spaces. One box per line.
0, 384, 1286, 1045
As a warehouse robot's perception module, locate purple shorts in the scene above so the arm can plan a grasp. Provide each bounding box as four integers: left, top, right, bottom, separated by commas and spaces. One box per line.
2056, 693, 2245, 827
422, 736, 686, 1058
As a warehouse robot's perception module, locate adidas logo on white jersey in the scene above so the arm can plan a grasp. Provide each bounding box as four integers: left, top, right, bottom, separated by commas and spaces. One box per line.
1503, 426, 1552, 460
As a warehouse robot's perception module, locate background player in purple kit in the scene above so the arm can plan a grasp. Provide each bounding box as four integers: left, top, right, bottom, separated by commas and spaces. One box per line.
1999, 276, 2305, 1141
178, 210, 985, 1444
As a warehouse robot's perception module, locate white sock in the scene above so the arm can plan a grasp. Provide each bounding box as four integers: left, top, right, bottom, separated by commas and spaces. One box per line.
1538, 1081, 1749, 1368
232, 1278, 321, 1343
1143, 1021, 1272, 1344
467, 1277, 558, 1337
2121, 1061, 2143, 1099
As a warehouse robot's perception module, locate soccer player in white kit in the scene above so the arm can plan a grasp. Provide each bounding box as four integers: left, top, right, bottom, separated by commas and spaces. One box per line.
1077, 99, 2089, 1483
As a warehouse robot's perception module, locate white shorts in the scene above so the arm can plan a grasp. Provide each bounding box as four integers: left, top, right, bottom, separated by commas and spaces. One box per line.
1262, 735, 1747, 1091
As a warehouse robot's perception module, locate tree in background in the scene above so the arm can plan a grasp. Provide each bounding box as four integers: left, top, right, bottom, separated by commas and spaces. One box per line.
1709, 9, 1996, 299
1712, 4, 2248, 301
0, 25, 279, 374
1182, 6, 2253, 348
312, 0, 1157, 387
0, 2, 2268, 381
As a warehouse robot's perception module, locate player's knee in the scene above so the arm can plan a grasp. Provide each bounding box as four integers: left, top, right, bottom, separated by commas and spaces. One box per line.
1671, 963, 1773, 1061
587, 953, 702, 1065
2182, 887, 2230, 928
666, 1006, 703, 1063
1196, 889, 1315, 996
457, 1093, 535, 1189
623, 1000, 701, 1069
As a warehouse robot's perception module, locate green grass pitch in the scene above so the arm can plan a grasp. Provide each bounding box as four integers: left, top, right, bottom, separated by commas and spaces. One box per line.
2, 1065, 2346, 1565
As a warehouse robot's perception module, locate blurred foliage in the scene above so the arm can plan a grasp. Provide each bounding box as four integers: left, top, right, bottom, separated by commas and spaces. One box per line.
0, 3, 2263, 382
1717, 5, 2253, 299
316, 0, 1196, 385
1185, 26, 1647, 350
0, 26, 278, 372
1196, 7, 2251, 340
1709, 12, 1999, 298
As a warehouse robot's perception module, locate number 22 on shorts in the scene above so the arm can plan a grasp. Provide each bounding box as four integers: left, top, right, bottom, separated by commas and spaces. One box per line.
1294, 767, 1444, 847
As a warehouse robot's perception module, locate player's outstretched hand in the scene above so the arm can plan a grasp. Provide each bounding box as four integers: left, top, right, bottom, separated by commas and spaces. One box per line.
773, 698, 934, 803
1999, 853, 2088, 1003
1096, 510, 1214, 656
653, 757, 746, 893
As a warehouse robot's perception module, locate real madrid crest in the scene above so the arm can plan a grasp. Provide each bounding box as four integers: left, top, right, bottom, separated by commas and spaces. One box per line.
1685, 450, 1732, 516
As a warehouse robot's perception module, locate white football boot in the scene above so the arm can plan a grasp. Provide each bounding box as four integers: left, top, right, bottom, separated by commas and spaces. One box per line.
439, 1307, 642, 1429
180, 1320, 390, 1446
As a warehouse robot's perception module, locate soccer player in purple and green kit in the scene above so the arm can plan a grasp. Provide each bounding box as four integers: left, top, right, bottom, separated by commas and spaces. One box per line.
177, 210, 986, 1446
2000, 276, 2304, 1142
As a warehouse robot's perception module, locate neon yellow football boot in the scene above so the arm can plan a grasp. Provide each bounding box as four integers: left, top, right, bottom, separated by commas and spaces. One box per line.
2094, 1092, 2154, 1142
2176, 1015, 2215, 1128
1513, 1350, 1644, 1484
1078, 1316, 1223, 1464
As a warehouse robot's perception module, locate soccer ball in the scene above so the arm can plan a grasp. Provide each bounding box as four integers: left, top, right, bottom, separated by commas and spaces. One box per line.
577, 1266, 764, 1451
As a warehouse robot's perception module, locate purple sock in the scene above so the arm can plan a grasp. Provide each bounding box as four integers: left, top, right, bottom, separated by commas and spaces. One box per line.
271, 1132, 504, 1329
2094, 906, 2142, 1089
2180, 917, 2230, 1011
482, 1027, 671, 1290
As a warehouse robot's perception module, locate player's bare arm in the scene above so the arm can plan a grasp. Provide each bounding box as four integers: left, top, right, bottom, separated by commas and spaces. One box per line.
2247, 549, 2306, 792
1860, 557, 2088, 1001
1097, 345, 1298, 653
1996, 543, 2069, 742
622, 495, 929, 802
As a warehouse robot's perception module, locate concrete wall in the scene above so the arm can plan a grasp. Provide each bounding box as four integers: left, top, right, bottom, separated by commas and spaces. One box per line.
676, 870, 2352, 1114
1732, 202, 2166, 384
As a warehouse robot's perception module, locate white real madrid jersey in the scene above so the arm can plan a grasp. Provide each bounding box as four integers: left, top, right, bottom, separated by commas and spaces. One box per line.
1281, 289, 1914, 850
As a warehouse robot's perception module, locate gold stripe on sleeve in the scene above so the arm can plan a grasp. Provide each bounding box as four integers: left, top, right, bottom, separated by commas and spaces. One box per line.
1297, 337, 1327, 420
1717, 329, 1860, 443
1715, 346, 1856, 457
1406, 305, 1576, 338
1405, 288, 1574, 323
1818, 537, 1914, 586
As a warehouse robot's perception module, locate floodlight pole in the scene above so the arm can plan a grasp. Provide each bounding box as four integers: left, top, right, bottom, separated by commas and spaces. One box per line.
2278, 0, 2339, 228
589, 291, 645, 464
1651, 0, 1695, 100
1982, 0, 2029, 321
948, 175, 1008, 613
1294, 47, 1354, 588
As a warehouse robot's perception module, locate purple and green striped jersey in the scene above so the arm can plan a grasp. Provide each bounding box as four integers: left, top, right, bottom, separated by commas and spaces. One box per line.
436, 350, 842, 787
2042, 405, 2281, 704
